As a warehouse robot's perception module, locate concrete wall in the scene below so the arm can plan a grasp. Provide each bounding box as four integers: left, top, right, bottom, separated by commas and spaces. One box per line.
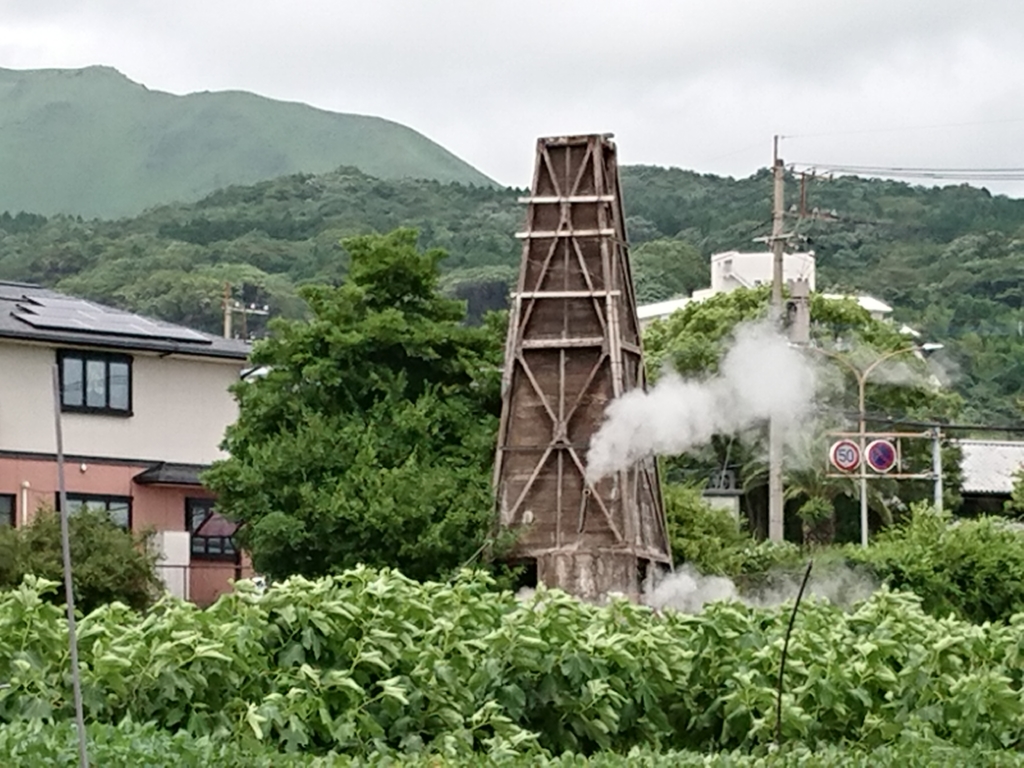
0, 340, 242, 464
710, 251, 816, 293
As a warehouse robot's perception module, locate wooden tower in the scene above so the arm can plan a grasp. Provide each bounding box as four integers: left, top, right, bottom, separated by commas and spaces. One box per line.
493, 134, 672, 600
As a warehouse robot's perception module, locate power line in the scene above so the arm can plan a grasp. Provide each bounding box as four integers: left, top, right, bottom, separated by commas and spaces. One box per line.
822, 165, 1024, 173
820, 405, 1024, 434
790, 162, 1024, 182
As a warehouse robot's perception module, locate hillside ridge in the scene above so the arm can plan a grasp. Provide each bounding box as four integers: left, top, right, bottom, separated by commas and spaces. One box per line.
0, 65, 495, 218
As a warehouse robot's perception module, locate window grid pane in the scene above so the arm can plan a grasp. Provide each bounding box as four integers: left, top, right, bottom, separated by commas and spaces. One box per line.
0, 495, 13, 526
108, 362, 129, 410
107, 503, 130, 530
85, 359, 107, 408
62, 357, 84, 407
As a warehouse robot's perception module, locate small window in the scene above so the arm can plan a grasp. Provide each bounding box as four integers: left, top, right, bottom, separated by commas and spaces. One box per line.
58, 351, 132, 415
186, 498, 239, 561
58, 493, 131, 530
0, 495, 14, 527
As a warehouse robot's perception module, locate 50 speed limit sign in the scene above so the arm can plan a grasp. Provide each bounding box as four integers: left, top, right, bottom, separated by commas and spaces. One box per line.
829, 440, 861, 473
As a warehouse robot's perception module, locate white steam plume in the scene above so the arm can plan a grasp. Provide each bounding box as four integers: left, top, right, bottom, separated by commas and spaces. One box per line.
585, 321, 817, 482
645, 563, 879, 614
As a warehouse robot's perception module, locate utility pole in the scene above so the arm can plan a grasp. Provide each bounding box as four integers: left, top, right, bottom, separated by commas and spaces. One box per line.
222, 282, 269, 340
52, 366, 88, 768
768, 136, 786, 542
771, 136, 785, 306
786, 278, 811, 344
222, 282, 233, 339
932, 427, 944, 513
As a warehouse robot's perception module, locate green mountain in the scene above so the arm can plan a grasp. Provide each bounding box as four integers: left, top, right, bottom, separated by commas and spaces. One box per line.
3, 164, 1024, 424
0, 66, 494, 218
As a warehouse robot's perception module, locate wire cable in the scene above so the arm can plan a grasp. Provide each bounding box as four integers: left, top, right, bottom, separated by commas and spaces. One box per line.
790, 163, 1024, 182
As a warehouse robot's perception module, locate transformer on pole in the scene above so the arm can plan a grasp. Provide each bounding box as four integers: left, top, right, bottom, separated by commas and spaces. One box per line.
492, 134, 672, 600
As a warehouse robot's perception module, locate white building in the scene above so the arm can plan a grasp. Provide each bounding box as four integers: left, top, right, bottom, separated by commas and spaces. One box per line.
694, 250, 816, 299
637, 249, 894, 328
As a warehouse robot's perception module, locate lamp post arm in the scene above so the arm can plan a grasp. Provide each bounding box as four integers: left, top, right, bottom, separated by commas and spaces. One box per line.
808, 346, 862, 380
861, 345, 919, 383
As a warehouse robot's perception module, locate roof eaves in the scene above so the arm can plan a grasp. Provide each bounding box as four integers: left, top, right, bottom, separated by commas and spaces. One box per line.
0, 327, 250, 360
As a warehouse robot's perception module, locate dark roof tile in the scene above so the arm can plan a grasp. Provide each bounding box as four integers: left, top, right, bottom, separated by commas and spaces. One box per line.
0, 281, 250, 360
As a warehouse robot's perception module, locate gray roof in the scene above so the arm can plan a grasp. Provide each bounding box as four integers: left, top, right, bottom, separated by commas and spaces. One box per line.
958, 439, 1024, 495
0, 280, 250, 360
133, 462, 207, 486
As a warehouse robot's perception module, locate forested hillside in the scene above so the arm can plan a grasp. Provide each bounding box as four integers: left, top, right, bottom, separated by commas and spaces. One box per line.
2, 164, 1024, 423
0, 66, 494, 218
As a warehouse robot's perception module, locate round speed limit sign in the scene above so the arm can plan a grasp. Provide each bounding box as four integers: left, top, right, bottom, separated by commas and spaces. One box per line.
829, 440, 861, 473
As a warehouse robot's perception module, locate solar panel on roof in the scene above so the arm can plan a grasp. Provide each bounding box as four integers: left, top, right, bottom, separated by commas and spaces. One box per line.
31, 297, 92, 309
12, 296, 212, 344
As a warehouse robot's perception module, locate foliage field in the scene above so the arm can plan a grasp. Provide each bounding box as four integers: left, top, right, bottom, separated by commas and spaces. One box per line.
4, 721, 1024, 768
5, 566, 1024, 762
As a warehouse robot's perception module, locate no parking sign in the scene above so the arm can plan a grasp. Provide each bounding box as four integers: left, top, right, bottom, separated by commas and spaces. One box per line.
866, 439, 898, 473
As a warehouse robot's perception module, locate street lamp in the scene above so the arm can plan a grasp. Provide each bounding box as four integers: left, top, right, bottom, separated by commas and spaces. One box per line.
806, 342, 942, 547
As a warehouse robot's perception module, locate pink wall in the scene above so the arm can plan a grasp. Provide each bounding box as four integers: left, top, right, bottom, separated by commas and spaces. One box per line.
0, 455, 249, 605
0, 455, 141, 524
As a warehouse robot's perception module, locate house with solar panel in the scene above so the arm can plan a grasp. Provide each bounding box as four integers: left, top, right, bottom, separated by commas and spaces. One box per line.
0, 280, 253, 605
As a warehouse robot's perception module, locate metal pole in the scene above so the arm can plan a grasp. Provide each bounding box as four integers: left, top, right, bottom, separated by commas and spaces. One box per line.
775, 559, 813, 745
858, 374, 869, 548
932, 427, 943, 512
768, 137, 786, 541
222, 282, 232, 339
52, 364, 89, 768
770, 139, 785, 307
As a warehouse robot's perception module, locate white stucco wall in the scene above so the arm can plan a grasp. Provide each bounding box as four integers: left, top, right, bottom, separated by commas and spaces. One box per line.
0, 340, 242, 463
710, 251, 816, 292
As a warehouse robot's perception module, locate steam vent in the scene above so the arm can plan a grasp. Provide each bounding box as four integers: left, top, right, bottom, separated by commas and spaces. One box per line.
493, 134, 672, 600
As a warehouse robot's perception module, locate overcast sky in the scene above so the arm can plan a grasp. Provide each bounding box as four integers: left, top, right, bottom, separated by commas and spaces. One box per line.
3, 1, 1024, 194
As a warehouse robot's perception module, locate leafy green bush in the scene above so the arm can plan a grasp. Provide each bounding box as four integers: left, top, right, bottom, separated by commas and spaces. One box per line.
0, 720, 304, 768
846, 504, 1024, 624
3, 720, 1024, 767
0, 509, 161, 613
4, 568, 1024, 759
663, 484, 802, 577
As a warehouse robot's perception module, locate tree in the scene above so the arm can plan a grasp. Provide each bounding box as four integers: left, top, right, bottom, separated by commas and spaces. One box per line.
662, 482, 801, 577
1005, 468, 1024, 517
5, 163, 1024, 425
631, 238, 708, 304
0, 509, 162, 613
643, 286, 964, 541
203, 228, 503, 582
